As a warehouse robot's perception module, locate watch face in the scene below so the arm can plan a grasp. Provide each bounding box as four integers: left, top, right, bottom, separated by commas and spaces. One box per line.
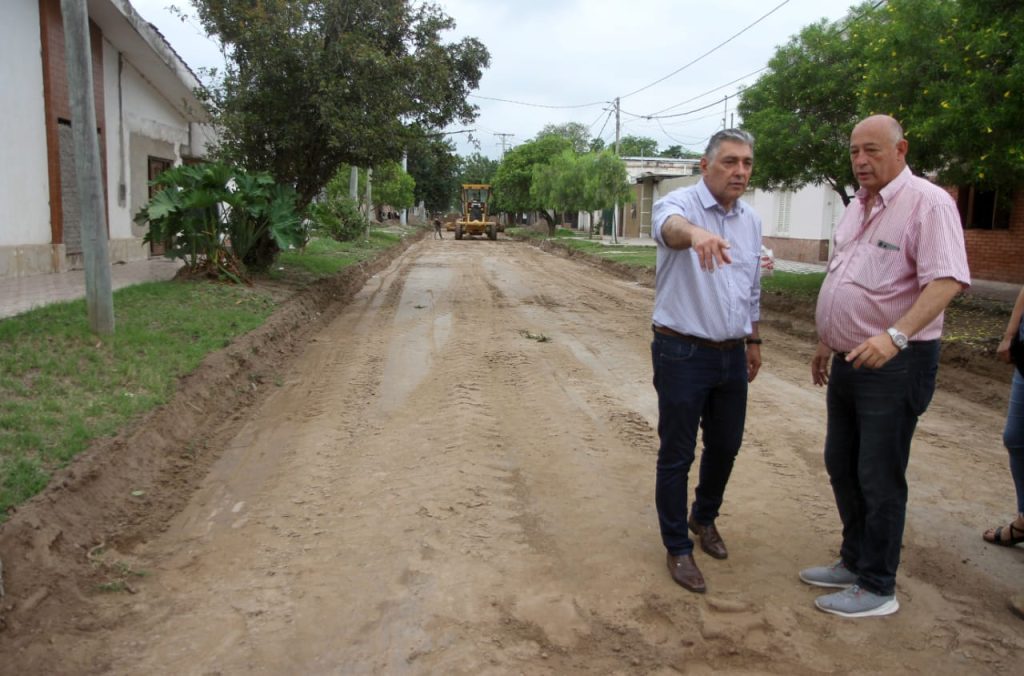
888, 328, 908, 348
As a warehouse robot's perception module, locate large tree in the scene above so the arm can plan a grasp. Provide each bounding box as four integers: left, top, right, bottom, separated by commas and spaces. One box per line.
407, 134, 460, 214
660, 145, 702, 160
527, 149, 632, 237
617, 135, 659, 157
537, 122, 592, 154
737, 9, 878, 205
193, 0, 489, 208
459, 152, 499, 185
861, 0, 1024, 192
492, 135, 573, 231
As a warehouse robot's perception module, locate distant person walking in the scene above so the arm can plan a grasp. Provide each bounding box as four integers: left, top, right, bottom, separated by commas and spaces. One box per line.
801, 114, 970, 618
650, 128, 764, 594
433, 217, 443, 239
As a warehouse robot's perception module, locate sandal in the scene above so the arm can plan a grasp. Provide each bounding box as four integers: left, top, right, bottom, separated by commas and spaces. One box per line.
983, 520, 1024, 547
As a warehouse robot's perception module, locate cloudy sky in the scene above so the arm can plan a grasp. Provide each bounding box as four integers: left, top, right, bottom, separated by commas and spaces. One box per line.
131, 0, 860, 159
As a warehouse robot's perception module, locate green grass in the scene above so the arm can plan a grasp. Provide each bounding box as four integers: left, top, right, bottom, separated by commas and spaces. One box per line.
507, 227, 658, 269
0, 230, 406, 520
0, 282, 275, 516
761, 271, 826, 299
276, 230, 404, 278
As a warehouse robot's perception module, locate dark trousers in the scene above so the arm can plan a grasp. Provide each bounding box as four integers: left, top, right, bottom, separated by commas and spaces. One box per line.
824, 341, 939, 596
651, 331, 748, 555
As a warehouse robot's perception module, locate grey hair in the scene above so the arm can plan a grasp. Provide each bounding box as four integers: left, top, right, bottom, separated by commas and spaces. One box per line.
705, 128, 755, 161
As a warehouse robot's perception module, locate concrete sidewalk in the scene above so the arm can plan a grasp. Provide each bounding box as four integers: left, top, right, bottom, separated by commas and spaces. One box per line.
0, 258, 182, 320
0, 252, 1018, 321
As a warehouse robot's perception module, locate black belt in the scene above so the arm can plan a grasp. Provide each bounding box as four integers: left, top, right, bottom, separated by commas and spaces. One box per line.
653, 325, 744, 350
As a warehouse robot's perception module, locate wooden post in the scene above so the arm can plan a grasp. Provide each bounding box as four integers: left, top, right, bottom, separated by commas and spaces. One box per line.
61, 0, 114, 334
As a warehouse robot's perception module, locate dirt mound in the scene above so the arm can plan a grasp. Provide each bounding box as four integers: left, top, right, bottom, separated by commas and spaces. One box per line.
0, 233, 420, 650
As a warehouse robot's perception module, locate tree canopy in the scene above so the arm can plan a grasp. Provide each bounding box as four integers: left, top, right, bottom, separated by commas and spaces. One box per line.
537, 122, 593, 154
738, 0, 1024, 200
192, 0, 490, 208
407, 134, 460, 214
617, 135, 659, 157
737, 13, 871, 204
459, 152, 499, 185
861, 0, 1024, 190
660, 145, 702, 160
491, 135, 573, 227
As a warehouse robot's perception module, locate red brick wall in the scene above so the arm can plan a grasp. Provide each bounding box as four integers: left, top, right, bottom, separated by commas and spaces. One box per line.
961, 188, 1024, 284
38, 0, 107, 246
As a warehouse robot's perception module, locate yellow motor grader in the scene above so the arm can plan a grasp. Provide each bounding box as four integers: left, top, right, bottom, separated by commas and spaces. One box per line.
454, 183, 498, 240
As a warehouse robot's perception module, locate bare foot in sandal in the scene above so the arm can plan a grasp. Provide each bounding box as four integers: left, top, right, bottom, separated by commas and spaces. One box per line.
983, 514, 1024, 547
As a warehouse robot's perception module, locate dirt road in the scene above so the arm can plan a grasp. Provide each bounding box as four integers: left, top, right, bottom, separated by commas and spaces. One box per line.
6, 238, 1024, 673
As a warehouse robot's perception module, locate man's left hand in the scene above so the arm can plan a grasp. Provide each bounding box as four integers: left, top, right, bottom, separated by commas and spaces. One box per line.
746, 344, 761, 382
846, 333, 899, 369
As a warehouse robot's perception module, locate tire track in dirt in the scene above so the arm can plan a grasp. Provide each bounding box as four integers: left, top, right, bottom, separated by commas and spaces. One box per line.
7, 237, 1023, 674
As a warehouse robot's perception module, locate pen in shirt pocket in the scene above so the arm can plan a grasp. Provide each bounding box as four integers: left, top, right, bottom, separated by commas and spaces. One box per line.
877, 239, 900, 251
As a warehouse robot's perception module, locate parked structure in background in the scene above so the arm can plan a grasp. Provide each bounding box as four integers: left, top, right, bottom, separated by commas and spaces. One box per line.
1, 0, 214, 280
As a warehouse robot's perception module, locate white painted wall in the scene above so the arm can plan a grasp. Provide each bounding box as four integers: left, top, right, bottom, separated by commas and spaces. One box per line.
122, 59, 190, 156
103, 39, 133, 239
0, 0, 52, 247
751, 183, 843, 240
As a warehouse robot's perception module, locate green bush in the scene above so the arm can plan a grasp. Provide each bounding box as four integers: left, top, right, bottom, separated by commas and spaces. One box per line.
309, 195, 368, 242
134, 162, 306, 280
308, 171, 369, 242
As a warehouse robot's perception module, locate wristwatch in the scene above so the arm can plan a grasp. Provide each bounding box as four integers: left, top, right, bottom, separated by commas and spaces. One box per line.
886, 327, 909, 351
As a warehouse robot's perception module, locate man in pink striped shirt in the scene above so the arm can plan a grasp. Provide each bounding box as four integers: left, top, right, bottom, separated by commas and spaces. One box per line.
799, 115, 970, 618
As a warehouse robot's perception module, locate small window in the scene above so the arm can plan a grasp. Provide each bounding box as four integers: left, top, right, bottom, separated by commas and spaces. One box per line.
958, 185, 1012, 230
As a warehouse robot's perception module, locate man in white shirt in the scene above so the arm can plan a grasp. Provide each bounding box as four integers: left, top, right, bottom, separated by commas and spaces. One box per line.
650, 128, 763, 593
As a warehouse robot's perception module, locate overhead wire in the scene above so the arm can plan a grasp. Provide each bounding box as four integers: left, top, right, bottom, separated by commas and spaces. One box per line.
617, 0, 791, 101
468, 94, 607, 110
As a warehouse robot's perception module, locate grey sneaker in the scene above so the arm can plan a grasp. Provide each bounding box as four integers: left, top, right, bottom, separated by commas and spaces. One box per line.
799, 560, 857, 588
815, 585, 899, 618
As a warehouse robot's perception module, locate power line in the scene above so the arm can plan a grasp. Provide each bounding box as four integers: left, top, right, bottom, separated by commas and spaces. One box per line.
618, 0, 792, 100
648, 66, 769, 117
594, 107, 615, 144
468, 94, 607, 110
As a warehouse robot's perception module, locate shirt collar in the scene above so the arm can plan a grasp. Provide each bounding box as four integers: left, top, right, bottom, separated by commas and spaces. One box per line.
855, 165, 912, 208
697, 178, 745, 216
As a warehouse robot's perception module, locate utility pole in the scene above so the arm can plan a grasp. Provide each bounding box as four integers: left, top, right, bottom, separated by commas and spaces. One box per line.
364, 167, 373, 240
400, 152, 408, 226
349, 166, 359, 200
612, 96, 620, 244
494, 132, 514, 157
62, 0, 113, 335
722, 94, 728, 130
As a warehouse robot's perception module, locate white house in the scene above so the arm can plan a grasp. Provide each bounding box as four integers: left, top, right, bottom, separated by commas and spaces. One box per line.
0, 0, 214, 279
617, 156, 843, 262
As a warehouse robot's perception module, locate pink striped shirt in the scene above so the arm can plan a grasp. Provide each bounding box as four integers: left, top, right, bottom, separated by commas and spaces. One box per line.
815, 167, 971, 352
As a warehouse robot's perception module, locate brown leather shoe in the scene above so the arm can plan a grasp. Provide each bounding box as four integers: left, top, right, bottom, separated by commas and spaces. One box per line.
688, 517, 728, 560
666, 553, 706, 593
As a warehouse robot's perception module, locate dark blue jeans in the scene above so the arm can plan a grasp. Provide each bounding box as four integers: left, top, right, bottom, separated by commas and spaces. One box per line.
1003, 370, 1024, 515
652, 331, 748, 556
824, 340, 939, 596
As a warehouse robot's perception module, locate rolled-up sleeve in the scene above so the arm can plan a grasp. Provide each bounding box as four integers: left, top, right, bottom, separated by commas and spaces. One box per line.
652, 192, 689, 247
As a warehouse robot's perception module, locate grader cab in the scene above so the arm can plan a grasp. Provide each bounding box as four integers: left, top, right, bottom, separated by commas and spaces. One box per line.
455, 183, 498, 241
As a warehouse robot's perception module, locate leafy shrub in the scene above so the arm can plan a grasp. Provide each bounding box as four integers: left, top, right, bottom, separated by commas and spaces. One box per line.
308, 195, 368, 242
308, 171, 369, 242
134, 162, 306, 280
